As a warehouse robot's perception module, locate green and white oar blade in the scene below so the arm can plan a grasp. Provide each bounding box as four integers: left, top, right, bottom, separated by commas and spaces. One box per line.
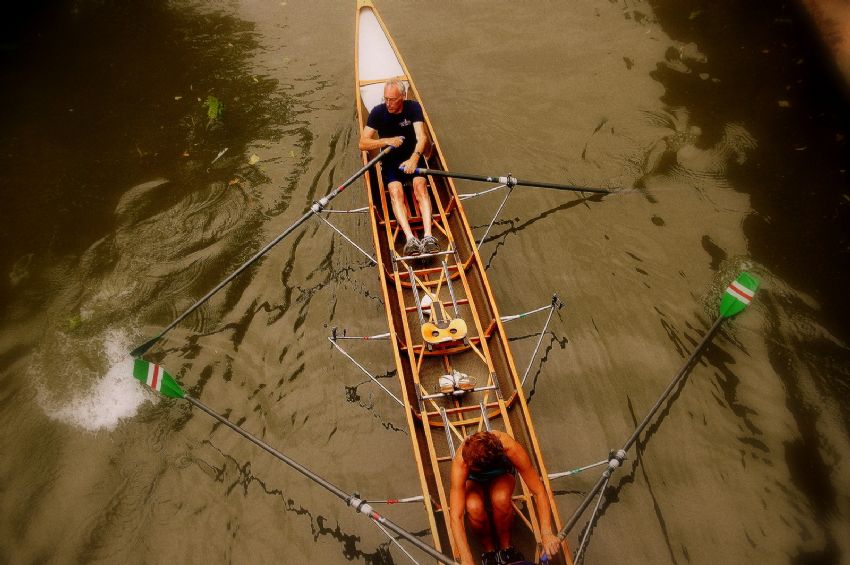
132, 358, 185, 399
719, 272, 759, 318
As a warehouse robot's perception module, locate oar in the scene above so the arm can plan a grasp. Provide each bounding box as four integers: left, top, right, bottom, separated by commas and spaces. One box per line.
409, 167, 616, 195
557, 272, 760, 541
130, 146, 394, 358
131, 358, 459, 565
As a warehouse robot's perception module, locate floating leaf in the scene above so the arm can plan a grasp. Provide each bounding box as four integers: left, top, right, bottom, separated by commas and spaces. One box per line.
204, 95, 224, 122
778, 100, 791, 108
249, 154, 260, 165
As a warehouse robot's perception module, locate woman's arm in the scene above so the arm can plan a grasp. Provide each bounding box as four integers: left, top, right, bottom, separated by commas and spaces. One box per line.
500, 432, 562, 559
449, 455, 476, 565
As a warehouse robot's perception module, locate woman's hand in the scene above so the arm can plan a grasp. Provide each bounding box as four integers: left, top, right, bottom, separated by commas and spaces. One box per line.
541, 532, 561, 558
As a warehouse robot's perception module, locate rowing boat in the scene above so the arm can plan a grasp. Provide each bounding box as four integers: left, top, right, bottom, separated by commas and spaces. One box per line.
353, 2, 571, 562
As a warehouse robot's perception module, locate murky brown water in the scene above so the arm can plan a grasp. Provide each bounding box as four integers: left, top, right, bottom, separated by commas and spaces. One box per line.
1, 1, 848, 564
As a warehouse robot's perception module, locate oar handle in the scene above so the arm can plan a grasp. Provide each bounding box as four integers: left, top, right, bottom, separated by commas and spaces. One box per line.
184, 395, 457, 564
412, 167, 615, 195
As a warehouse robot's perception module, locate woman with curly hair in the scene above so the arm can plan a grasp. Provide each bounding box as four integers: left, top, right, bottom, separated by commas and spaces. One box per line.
449, 430, 561, 565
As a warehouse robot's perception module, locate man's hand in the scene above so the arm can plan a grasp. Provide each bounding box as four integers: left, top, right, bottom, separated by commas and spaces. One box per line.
541, 532, 561, 559
402, 155, 419, 174
384, 136, 404, 148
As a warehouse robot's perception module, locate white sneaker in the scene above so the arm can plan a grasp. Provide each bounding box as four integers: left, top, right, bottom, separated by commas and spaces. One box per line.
436, 370, 476, 394
438, 374, 456, 394
453, 370, 475, 391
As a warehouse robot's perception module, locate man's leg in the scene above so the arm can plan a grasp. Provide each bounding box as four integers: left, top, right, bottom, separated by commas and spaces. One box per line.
412, 176, 432, 238
387, 180, 415, 241
465, 481, 496, 552
488, 473, 517, 549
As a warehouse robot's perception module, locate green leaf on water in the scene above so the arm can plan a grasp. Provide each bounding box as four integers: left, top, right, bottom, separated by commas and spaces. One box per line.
204, 95, 224, 123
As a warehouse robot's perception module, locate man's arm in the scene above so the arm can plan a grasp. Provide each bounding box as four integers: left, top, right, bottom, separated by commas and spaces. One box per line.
401, 121, 428, 174
502, 434, 562, 559
449, 456, 476, 565
359, 125, 403, 151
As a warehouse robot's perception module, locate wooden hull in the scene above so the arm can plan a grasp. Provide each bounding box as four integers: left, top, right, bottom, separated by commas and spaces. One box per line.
354, 2, 571, 562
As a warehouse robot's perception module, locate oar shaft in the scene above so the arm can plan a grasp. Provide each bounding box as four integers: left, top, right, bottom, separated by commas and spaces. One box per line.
515, 178, 612, 195
622, 316, 724, 453
156, 207, 313, 339
559, 315, 726, 539
574, 473, 612, 563
131, 147, 392, 357
186, 396, 348, 497
183, 395, 457, 564
558, 471, 609, 539
413, 167, 613, 195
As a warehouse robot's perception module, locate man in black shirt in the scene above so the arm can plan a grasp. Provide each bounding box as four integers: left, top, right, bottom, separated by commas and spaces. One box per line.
359, 81, 439, 256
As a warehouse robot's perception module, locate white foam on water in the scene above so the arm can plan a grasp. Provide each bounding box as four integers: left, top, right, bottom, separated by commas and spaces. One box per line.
42, 330, 153, 432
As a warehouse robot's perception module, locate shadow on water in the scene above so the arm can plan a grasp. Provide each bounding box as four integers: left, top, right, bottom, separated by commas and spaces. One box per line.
645, 0, 850, 337
608, 1, 849, 563
0, 0, 292, 321
0, 2, 333, 563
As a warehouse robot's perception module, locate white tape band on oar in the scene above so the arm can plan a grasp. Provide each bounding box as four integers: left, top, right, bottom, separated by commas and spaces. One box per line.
726, 280, 755, 304
147, 362, 162, 392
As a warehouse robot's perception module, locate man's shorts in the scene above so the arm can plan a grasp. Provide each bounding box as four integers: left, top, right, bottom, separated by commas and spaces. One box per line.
382, 155, 426, 186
